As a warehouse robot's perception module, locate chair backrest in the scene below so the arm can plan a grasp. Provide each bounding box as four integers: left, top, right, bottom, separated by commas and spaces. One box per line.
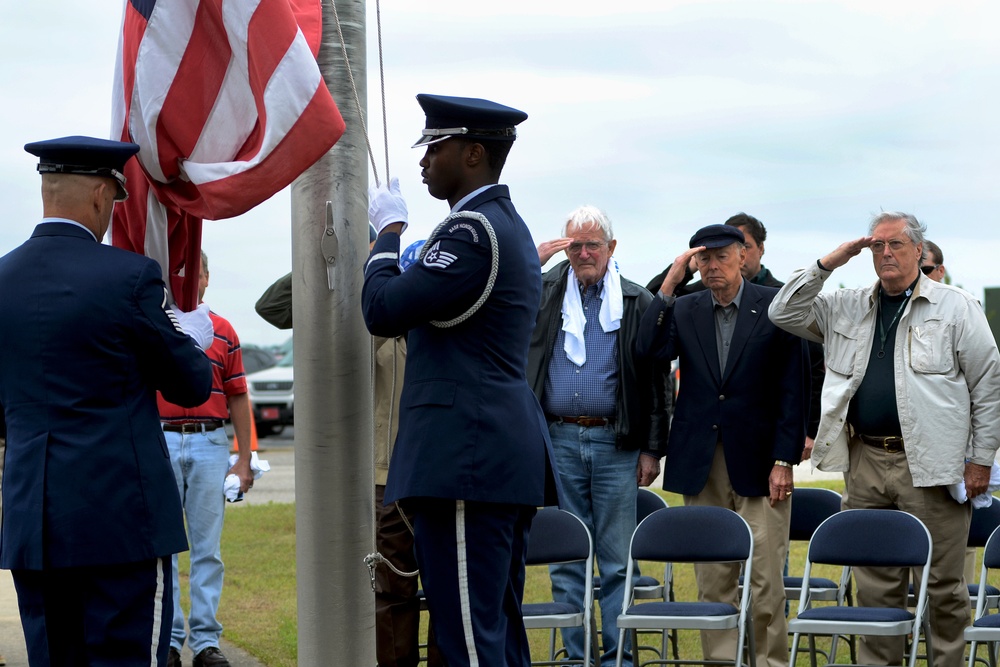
636, 487, 668, 524
526, 507, 592, 566
982, 524, 1000, 571
808, 509, 930, 568
969, 498, 1000, 548
630, 505, 751, 563
789, 487, 842, 542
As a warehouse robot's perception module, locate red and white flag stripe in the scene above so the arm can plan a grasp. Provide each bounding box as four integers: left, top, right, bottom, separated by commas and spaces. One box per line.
111, 0, 345, 310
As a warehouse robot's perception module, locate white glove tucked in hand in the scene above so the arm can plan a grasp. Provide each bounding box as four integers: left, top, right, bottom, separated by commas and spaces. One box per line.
368, 177, 408, 234
174, 302, 215, 350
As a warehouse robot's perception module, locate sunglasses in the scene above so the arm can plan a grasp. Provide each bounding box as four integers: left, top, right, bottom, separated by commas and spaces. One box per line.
920, 265, 939, 275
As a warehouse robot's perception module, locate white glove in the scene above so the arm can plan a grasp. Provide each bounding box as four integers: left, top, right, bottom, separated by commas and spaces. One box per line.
368, 177, 408, 234
174, 302, 215, 350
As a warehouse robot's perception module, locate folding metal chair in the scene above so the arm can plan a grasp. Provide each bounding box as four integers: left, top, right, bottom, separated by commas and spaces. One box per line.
591, 488, 678, 663
784, 488, 844, 606
523, 507, 599, 667
614, 505, 756, 667
968, 500, 1000, 613
596, 489, 670, 600
966, 522, 1000, 667
908, 497, 1000, 611
630, 488, 678, 662
788, 509, 933, 667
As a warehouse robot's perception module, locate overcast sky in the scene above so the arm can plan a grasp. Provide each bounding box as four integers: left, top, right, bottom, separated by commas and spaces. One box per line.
2, 1, 998, 346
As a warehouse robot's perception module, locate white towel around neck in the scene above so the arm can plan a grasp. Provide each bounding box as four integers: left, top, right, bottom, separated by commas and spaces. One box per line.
561, 258, 623, 366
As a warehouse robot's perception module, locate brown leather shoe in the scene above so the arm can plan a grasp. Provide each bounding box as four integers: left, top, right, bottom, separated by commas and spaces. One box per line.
166, 647, 181, 667
193, 647, 231, 667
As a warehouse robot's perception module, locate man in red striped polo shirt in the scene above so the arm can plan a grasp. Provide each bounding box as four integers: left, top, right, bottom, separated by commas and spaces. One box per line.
158, 251, 254, 667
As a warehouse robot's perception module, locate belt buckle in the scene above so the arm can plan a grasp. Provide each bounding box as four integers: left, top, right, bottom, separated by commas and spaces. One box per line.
181, 423, 200, 434
882, 436, 903, 452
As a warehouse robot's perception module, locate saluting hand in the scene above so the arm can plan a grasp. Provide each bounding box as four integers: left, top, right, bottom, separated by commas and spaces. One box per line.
537, 238, 573, 266
818, 236, 874, 272
659, 246, 705, 297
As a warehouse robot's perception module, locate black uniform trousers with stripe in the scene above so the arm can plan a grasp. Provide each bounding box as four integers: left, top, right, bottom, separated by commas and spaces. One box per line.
409, 498, 536, 667
12, 556, 173, 667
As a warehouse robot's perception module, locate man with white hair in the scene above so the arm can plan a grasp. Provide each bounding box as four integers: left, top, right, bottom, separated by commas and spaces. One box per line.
530, 205, 669, 666
769, 212, 1000, 667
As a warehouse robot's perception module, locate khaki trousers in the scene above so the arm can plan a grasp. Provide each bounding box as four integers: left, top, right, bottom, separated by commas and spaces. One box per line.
685, 444, 791, 667
845, 439, 971, 667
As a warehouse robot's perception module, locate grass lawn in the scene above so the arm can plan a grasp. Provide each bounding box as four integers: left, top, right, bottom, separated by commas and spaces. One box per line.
201, 478, 987, 666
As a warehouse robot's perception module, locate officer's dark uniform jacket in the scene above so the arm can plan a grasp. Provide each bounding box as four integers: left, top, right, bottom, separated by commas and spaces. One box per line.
0, 222, 212, 570
363, 185, 555, 507
528, 260, 670, 455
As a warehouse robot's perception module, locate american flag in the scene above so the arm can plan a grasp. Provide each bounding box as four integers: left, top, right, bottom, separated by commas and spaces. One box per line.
111, 0, 345, 310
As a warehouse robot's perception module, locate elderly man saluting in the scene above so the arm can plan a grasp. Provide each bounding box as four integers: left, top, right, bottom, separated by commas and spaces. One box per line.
530, 205, 669, 667
768, 212, 1000, 667
637, 224, 808, 667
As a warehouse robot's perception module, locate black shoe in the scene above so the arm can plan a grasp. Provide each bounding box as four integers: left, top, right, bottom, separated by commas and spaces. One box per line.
193, 647, 231, 667
166, 647, 182, 667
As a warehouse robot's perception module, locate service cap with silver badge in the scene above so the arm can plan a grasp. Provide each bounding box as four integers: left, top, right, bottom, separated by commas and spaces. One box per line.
24, 135, 140, 202
412, 94, 528, 148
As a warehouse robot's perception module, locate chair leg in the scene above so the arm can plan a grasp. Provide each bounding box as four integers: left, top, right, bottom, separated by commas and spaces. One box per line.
743, 617, 756, 667
614, 628, 627, 667
925, 621, 935, 667
827, 631, 837, 664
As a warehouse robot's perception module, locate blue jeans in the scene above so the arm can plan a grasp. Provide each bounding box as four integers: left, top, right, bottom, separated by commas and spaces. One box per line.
548, 421, 638, 667
164, 427, 232, 653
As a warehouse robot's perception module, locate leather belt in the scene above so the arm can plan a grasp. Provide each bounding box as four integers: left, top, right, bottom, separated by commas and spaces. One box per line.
859, 433, 904, 453
556, 416, 614, 428
162, 420, 225, 434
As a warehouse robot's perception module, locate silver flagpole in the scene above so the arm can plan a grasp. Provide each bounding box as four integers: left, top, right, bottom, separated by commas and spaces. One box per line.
291, 0, 374, 662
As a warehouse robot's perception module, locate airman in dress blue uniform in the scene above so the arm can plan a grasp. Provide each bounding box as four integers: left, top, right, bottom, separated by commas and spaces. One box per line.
362, 95, 557, 667
0, 136, 212, 666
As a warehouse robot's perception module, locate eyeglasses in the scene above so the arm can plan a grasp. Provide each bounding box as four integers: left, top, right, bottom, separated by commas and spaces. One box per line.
921, 264, 939, 275
567, 241, 606, 254
869, 239, 911, 253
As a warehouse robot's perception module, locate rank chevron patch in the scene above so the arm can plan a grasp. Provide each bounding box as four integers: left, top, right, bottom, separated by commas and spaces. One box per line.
422, 241, 458, 269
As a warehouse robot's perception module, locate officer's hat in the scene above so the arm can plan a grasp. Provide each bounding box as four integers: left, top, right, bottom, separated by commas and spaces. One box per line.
689, 224, 746, 249
412, 94, 528, 148
24, 135, 140, 202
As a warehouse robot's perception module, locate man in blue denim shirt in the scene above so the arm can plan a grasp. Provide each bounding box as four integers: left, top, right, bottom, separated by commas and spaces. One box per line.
529, 205, 670, 666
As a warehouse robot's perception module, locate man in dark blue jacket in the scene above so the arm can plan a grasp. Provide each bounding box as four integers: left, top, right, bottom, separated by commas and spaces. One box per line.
0, 136, 212, 666
638, 224, 808, 667
362, 95, 555, 667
